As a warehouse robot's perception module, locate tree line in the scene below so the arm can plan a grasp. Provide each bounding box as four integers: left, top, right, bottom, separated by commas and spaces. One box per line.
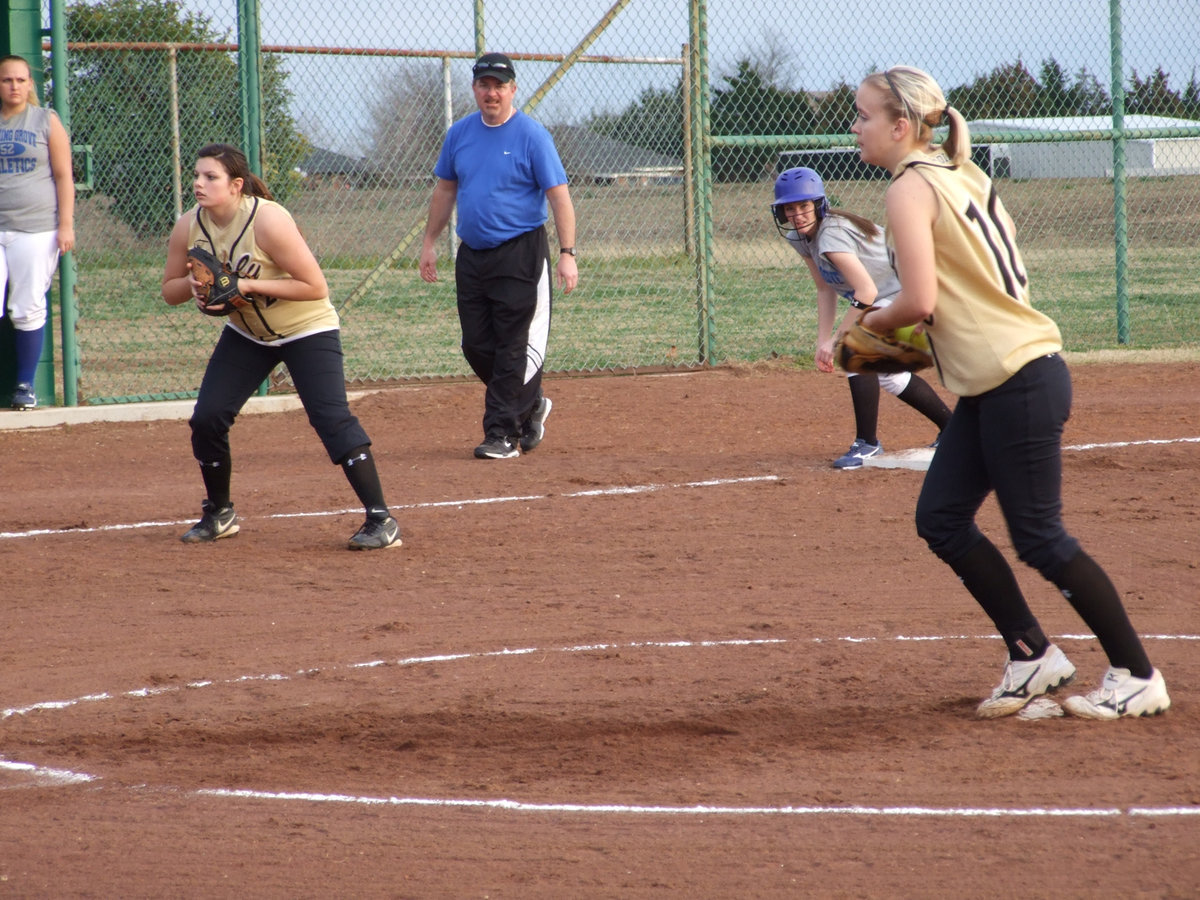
57, 0, 1200, 237
64, 0, 306, 239
590, 57, 1200, 182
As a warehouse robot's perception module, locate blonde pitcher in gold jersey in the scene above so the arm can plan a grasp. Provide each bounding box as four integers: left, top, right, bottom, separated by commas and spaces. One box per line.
851, 66, 1168, 720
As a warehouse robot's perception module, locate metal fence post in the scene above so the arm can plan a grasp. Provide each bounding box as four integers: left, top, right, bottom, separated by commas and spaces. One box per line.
1110, 0, 1130, 344
50, 0, 78, 405
689, 0, 714, 365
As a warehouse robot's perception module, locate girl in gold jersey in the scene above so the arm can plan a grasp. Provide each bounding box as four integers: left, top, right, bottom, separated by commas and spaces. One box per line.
162, 144, 400, 550
851, 66, 1168, 719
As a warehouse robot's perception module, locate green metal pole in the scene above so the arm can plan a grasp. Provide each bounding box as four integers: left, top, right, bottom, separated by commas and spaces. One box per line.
474, 0, 484, 57
689, 0, 715, 365
1110, 0, 1130, 344
0, 0, 51, 403
50, 0, 78, 405
236, 0, 268, 393
237, 0, 262, 174
523, 0, 631, 113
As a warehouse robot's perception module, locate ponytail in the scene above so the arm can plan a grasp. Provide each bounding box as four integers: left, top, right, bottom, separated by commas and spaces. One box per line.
244, 172, 275, 200
828, 208, 881, 239
196, 143, 276, 200
875, 66, 971, 166
940, 105, 971, 166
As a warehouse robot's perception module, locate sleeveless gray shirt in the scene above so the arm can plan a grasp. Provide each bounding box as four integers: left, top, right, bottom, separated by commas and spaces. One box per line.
0, 106, 60, 232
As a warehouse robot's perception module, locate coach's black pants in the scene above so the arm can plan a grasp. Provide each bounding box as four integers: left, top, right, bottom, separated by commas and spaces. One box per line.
455, 227, 552, 440
190, 326, 371, 466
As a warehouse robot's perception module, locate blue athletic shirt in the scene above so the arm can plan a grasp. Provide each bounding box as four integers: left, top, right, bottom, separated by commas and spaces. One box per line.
434, 110, 568, 250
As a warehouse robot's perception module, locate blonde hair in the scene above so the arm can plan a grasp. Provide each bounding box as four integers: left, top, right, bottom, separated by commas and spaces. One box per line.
863, 66, 970, 165
0, 55, 39, 107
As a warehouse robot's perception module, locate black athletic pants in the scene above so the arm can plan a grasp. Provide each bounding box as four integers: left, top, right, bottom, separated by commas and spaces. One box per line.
190, 326, 371, 466
454, 227, 552, 440
915, 352, 1154, 673
916, 353, 1078, 576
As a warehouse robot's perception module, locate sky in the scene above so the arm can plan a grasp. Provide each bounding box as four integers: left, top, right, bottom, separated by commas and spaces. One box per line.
182, 0, 1199, 154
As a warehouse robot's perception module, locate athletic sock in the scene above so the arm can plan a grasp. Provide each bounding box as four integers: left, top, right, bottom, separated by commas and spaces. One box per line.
847, 374, 880, 445
198, 456, 233, 509
341, 445, 388, 518
949, 538, 1047, 660
897, 376, 952, 430
1052, 549, 1153, 678
13, 326, 45, 386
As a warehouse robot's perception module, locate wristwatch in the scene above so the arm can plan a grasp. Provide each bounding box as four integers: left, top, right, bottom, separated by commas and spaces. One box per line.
559, 247, 576, 256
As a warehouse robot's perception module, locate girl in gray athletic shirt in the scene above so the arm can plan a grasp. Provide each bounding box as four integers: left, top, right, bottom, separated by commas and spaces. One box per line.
771, 166, 948, 468
0, 54, 75, 410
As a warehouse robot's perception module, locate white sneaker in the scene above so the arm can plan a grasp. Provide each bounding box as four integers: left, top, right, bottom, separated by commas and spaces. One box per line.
1063, 667, 1170, 719
976, 644, 1077, 718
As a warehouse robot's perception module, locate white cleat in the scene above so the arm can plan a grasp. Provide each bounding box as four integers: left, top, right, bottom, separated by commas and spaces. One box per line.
1063, 667, 1170, 719
976, 644, 1076, 719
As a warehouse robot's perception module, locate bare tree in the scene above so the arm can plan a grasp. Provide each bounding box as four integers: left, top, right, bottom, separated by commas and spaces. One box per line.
721, 30, 802, 92
366, 60, 474, 187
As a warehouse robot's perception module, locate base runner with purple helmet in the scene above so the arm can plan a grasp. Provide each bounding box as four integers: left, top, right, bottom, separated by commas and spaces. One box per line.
771, 166, 950, 468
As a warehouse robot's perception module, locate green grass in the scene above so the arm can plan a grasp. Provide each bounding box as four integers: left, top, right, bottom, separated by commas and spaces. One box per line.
67, 177, 1200, 403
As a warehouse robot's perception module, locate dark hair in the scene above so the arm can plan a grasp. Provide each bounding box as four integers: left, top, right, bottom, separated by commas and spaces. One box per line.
196, 143, 274, 199
827, 208, 881, 239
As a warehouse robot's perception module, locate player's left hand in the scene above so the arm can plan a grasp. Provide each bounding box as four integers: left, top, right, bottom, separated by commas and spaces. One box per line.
187, 246, 251, 317
835, 313, 933, 374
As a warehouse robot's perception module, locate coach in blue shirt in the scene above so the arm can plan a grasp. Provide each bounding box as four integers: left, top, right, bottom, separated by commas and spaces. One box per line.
420, 52, 579, 459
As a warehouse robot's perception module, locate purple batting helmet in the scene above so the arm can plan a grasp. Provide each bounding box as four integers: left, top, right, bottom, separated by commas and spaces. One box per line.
771, 167, 829, 231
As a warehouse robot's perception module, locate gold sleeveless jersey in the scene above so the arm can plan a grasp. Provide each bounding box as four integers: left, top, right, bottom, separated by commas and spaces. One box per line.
187, 195, 339, 343
892, 149, 1062, 396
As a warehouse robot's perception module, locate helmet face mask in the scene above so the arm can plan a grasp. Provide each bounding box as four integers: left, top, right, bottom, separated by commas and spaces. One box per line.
771, 166, 829, 236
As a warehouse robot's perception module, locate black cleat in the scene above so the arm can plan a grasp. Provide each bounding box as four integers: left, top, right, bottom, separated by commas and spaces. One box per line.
181, 500, 239, 543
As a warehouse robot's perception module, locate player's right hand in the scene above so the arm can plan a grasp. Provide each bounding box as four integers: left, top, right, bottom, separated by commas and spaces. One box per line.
816, 340, 835, 373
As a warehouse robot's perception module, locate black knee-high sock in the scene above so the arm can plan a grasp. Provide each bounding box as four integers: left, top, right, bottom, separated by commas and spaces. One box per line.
198, 456, 232, 509
341, 445, 389, 519
1052, 549, 1152, 678
949, 538, 1048, 660
847, 375, 880, 445
897, 376, 952, 430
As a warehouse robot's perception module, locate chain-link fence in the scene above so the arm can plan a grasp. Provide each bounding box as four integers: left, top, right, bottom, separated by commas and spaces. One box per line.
39, 0, 1200, 403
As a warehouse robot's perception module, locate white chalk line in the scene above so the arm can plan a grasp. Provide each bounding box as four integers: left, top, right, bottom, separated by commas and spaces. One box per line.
0, 758, 96, 786
2, 751, 1196, 818
0, 474, 779, 540
4, 632, 1198, 819
3, 751, 1195, 818
4, 434, 1196, 542
5, 433, 1197, 542
3, 440, 1196, 817
0, 637, 786, 721
6, 632, 1197, 724
1065, 436, 1200, 451
192, 790, 1200, 819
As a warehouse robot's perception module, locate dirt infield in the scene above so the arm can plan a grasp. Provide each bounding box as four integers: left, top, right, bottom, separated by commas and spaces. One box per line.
2, 361, 1198, 898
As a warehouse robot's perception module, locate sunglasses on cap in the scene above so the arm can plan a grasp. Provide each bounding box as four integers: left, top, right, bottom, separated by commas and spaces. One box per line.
472, 58, 514, 81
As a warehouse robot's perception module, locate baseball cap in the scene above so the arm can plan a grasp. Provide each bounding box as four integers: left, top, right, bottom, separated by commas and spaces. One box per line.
472, 52, 515, 83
